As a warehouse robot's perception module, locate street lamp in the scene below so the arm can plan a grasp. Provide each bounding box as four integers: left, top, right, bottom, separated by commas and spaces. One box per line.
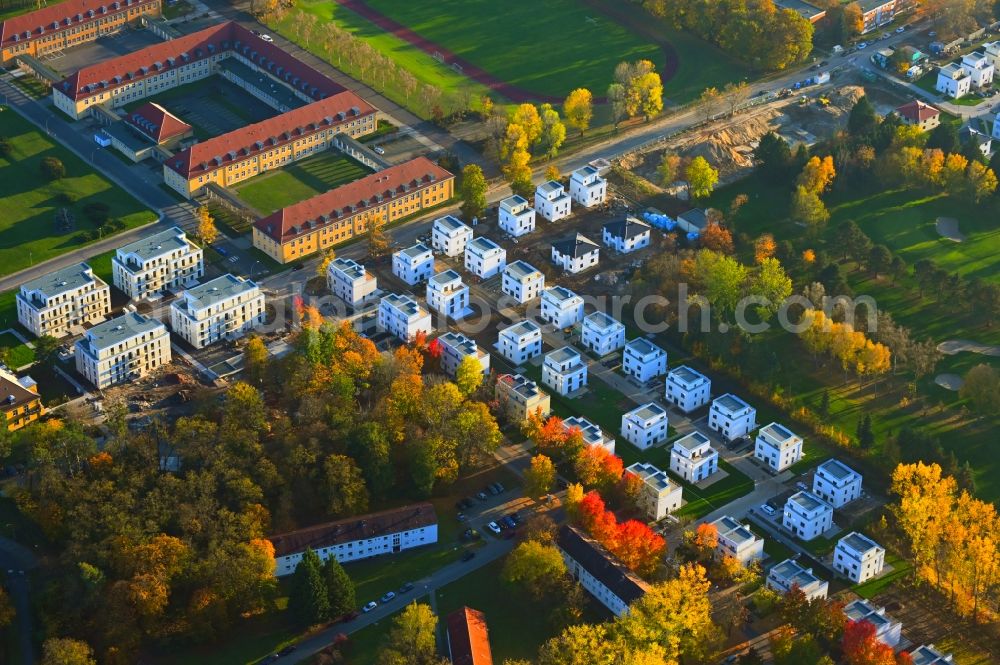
250, 260, 261, 280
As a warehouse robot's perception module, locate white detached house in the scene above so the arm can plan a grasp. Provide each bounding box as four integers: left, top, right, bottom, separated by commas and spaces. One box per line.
834, 532, 885, 583
581, 312, 626, 357
602, 216, 651, 254
708, 393, 756, 442
542, 346, 588, 396
843, 599, 902, 647
754, 422, 803, 472
377, 293, 433, 343
498, 320, 543, 365
535, 180, 572, 221
392, 243, 434, 285
569, 165, 607, 208
767, 558, 829, 601
426, 270, 470, 319
664, 365, 711, 413
565, 415, 615, 453
431, 215, 474, 257
501, 261, 545, 304
813, 458, 863, 508
437, 331, 490, 379
669, 431, 718, 482
465, 236, 507, 279
327, 258, 378, 308
540, 286, 584, 329
782, 491, 833, 541
622, 338, 667, 383
626, 462, 683, 520
711, 515, 765, 565
621, 403, 669, 449
498, 195, 536, 237
551, 233, 599, 274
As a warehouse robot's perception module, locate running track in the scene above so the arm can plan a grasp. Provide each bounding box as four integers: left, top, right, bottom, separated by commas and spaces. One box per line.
336, 0, 679, 104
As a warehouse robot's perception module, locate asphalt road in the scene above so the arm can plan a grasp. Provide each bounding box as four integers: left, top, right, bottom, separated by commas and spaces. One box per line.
0, 537, 38, 665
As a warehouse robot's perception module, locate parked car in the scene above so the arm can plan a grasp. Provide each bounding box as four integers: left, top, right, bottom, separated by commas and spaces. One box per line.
399, 582, 415, 594
896, 25, 905, 33
487, 484, 500, 496
508, 511, 521, 524
494, 482, 506, 493
796, 481, 809, 491
380, 591, 396, 604
487, 521, 502, 535
857, 41, 868, 49
461, 550, 476, 562
501, 516, 516, 529
260, 34, 274, 42
457, 513, 466, 522
373, 146, 386, 155
761, 504, 777, 516
476, 491, 488, 502
362, 601, 377, 613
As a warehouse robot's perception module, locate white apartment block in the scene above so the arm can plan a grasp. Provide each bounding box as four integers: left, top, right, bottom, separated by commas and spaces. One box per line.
271, 503, 438, 576
495, 373, 551, 423
834, 532, 886, 583
501, 261, 545, 304
813, 458, 863, 508
392, 243, 434, 285
74, 310, 171, 389
909, 645, 954, 665
535, 180, 572, 222
783, 491, 834, 541
377, 293, 433, 343
437, 332, 490, 379
327, 258, 378, 308
767, 558, 829, 601
17, 262, 111, 339
754, 422, 803, 471
581, 312, 626, 357
431, 215, 474, 257
670, 431, 718, 482
664, 365, 711, 413
557, 525, 649, 617
540, 286, 584, 329
844, 599, 902, 647
711, 515, 765, 565
170, 274, 264, 349
497, 320, 543, 365
112, 226, 203, 300
564, 415, 615, 454
542, 346, 588, 396
602, 216, 651, 254
426, 270, 470, 319
498, 195, 536, 237
708, 393, 757, 442
551, 233, 599, 274
464, 236, 507, 279
569, 165, 607, 208
621, 403, 669, 450
626, 462, 682, 520
622, 338, 667, 383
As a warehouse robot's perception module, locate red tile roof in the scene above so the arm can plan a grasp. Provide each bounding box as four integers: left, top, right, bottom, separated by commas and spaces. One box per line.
55, 21, 342, 102
165, 91, 376, 179
1, 0, 158, 48
125, 102, 190, 143
896, 100, 940, 123
254, 157, 454, 243
446, 607, 494, 665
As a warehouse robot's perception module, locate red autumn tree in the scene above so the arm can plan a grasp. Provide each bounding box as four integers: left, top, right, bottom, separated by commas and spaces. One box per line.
612, 519, 666, 576
842, 620, 899, 665
426, 337, 442, 359
573, 445, 624, 491
700, 223, 735, 254
576, 491, 618, 544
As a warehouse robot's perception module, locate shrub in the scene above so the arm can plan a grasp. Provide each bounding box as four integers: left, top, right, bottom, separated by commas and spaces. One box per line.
0, 136, 12, 159
41, 156, 66, 180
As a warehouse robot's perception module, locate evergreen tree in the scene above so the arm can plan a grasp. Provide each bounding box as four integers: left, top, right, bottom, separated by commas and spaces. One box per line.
926, 121, 960, 154
289, 548, 330, 626
754, 132, 792, 178
323, 556, 356, 618
857, 414, 874, 448
847, 96, 877, 137
961, 138, 987, 165
818, 390, 830, 417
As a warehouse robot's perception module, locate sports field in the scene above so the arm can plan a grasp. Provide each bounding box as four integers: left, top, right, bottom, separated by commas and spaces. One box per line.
234, 151, 373, 215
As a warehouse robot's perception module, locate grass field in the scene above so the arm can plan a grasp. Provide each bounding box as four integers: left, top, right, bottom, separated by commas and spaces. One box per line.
0, 108, 156, 278
0, 332, 34, 368
234, 152, 373, 214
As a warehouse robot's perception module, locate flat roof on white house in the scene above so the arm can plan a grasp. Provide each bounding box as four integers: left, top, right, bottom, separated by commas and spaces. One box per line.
626, 461, 675, 493
537, 179, 565, 195
544, 285, 581, 304
180, 274, 257, 309
502, 320, 541, 339
584, 311, 623, 333
505, 260, 541, 281
625, 402, 666, 423
83, 311, 164, 350
500, 194, 530, 210
712, 515, 757, 547
787, 491, 829, 514
839, 531, 881, 555
673, 430, 711, 452
434, 215, 469, 233
713, 393, 752, 415
330, 257, 369, 281
429, 269, 463, 287
20, 262, 101, 298
117, 226, 191, 262
625, 337, 662, 358
770, 558, 824, 587
547, 346, 581, 365
758, 422, 799, 447
382, 293, 424, 316
667, 365, 708, 388
467, 236, 502, 254
398, 243, 432, 260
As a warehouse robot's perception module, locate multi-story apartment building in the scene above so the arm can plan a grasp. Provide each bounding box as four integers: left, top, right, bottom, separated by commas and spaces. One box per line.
834, 532, 885, 583
782, 491, 834, 541
377, 293, 432, 343
112, 226, 203, 300
754, 422, 803, 471
711, 515, 765, 565
858, 0, 896, 33
708, 393, 756, 442
253, 158, 454, 264
535, 180, 572, 222
0, 367, 44, 432
392, 242, 435, 286
625, 462, 682, 520
495, 373, 550, 423
813, 458, 863, 508
621, 403, 669, 449
327, 257, 377, 308
622, 338, 667, 383
270, 503, 438, 576
497, 320, 542, 365
1, 0, 161, 64
464, 236, 506, 280
569, 165, 607, 208
767, 558, 829, 601
564, 416, 615, 453
664, 365, 711, 413
170, 274, 264, 349
581, 312, 626, 357
74, 310, 171, 389
498, 194, 535, 237
602, 216, 651, 254
426, 270, 469, 319
543, 346, 588, 396
501, 260, 544, 304
843, 599, 902, 647
670, 431, 718, 482
551, 233, 599, 274
431, 215, 473, 257
557, 525, 649, 617
437, 332, 490, 379
16, 262, 111, 338
540, 286, 584, 329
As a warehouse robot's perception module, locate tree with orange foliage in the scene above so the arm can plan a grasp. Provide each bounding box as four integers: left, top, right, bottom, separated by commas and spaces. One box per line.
700, 223, 735, 254
612, 519, 666, 577
690, 522, 719, 556
573, 444, 624, 492
411, 330, 429, 351
575, 491, 618, 544
797, 155, 837, 194
802, 248, 816, 264
754, 233, 777, 263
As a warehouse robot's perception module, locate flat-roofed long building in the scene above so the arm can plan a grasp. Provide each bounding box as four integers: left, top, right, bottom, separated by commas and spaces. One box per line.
270, 503, 438, 576
74, 310, 170, 389
254, 158, 454, 264
112, 226, 204, 300
557, 524, 649, 616
170, 274, 264, 348
16, 262, 111, 338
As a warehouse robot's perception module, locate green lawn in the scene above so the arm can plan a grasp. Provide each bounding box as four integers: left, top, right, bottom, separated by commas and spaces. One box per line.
0, 107, 156, 278
0, 332, 34, 368
673, 459, 755, 519
852, 552, 913, 599
234, 152, 373, 215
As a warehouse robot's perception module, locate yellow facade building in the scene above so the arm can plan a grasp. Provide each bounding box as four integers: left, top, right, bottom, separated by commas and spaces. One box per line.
0, 367, 43, 432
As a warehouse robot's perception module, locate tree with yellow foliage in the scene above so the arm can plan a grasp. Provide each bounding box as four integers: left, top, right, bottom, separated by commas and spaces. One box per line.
511, 104, 543, 146
797, 155, 836, 194
563, 88, 593, 135
197, 206, 218, 246
754, 234, 777, 263
316, 249, 335, 278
